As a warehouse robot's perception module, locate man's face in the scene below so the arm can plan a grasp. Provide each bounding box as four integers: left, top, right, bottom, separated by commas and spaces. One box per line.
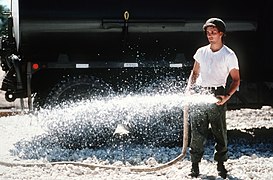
205, 26, 223, 44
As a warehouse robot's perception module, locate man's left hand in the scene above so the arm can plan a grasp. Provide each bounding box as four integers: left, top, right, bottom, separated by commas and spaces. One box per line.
216, 95, 230, 105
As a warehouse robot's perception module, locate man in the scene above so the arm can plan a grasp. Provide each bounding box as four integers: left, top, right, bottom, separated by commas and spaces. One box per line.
185, 18, 240, 178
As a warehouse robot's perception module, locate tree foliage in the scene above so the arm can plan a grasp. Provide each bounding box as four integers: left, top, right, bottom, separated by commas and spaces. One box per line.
0, 4, 9, 35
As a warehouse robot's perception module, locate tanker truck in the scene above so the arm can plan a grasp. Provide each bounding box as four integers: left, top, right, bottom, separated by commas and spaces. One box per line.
0, 0, 272, 111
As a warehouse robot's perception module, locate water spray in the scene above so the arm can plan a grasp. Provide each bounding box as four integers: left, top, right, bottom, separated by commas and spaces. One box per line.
0, 106, 189, 172
0, 93, 219, 172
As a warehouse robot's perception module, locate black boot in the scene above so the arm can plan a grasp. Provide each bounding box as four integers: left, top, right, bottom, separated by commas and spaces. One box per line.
189, 162, 199, 178
217, 162, 227, 179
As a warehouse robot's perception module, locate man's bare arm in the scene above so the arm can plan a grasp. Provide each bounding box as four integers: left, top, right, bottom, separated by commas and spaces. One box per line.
217, 68, 240, 105
185, 61, 200, 92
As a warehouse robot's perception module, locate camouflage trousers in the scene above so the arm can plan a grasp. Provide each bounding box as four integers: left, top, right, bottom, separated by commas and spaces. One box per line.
189, 103, 228, 163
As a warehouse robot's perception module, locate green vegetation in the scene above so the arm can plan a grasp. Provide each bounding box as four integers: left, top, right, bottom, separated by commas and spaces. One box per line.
0, 4, 9, 35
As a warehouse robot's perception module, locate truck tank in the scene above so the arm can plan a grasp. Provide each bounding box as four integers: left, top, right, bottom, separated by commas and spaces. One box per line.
0, 0, 272, 109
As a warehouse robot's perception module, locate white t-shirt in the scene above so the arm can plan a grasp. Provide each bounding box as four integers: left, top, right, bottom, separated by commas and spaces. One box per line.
193, 44, 239, 87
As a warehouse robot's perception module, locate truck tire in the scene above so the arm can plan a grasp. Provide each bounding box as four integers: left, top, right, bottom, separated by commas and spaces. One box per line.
33, 90, 51, 109
42, 75, 113, 108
